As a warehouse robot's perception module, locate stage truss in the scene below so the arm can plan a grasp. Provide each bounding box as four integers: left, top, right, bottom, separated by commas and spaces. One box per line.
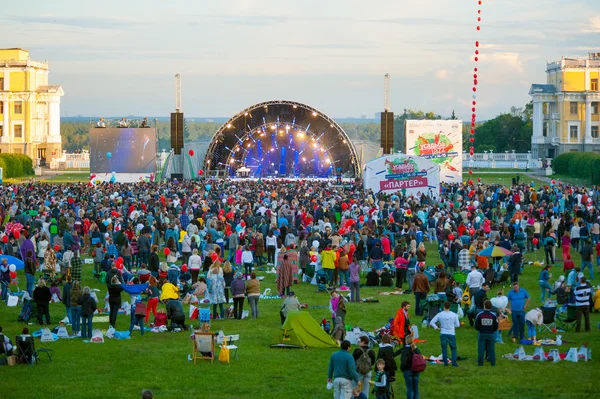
204, 100, 360, 177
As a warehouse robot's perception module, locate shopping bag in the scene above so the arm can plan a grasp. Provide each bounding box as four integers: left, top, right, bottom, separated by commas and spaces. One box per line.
457, 306, 464, 319
51, 293, 60, 303
106, 326, 116, 339
91, 329, 105, 343
547, 348, 560, 362
513, 346, 527, 360
411, 325, 419, 339
189, 305, 199, 320
533, 346, 546, 361
218, 345, 230, 363
7, 295, 18, 307
565, 348, 578, 362
578, 345, 590, 361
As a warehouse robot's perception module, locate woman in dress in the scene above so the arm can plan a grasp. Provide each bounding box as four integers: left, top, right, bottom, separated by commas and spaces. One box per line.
276, 254, 293, 297
207, 263, 226, 319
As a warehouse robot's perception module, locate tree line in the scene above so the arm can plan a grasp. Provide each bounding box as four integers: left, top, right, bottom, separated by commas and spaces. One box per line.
59, 103, 533, 153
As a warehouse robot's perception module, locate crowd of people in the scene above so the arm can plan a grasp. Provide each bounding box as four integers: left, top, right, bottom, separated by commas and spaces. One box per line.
0, 177, 599, 397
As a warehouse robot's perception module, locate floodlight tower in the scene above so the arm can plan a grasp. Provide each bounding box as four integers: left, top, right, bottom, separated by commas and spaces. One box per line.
175, 73, 182, 112
380, 73, 394, 154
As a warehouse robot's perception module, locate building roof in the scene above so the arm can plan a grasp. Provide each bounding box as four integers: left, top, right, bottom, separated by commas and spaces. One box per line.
37, 85, 62, 93
529, 84, 557, 95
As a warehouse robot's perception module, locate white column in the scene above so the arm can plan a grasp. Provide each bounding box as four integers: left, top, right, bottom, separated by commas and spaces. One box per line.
47, 98, 61, 143
533, 100, 544, 142
585, 98, 593, 143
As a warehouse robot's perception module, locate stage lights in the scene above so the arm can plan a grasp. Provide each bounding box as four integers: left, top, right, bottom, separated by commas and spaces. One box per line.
312, 111, 317, 116
227, 123, 232, 128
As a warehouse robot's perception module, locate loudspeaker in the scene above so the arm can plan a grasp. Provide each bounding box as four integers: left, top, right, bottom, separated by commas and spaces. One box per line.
171, 173, 183, 181
170, 112, 184, 154
380, 111, 394, 155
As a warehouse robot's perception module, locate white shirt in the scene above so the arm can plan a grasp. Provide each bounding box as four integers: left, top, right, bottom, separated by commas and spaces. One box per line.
466, 270, 485, 289
242, 250, 253, 264
429, 310, 460, 335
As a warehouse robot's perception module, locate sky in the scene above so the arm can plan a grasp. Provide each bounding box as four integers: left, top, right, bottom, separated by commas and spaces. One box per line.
1, 0, 599, 120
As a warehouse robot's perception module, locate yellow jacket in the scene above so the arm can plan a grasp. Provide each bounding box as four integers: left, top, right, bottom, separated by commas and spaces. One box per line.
321, 249, 336, 270
160, 282, 179, 301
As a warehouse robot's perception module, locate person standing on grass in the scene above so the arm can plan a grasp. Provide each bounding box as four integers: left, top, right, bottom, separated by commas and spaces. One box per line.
327, 340, 360, 399
145, 277, 160, 324
79, 286, 97, 339
475, 300, 498, 366
276, 254, 294, 296
412, 267, 429, 317
246, 272, 261, 319
70, 281, 82, 335
430, 301, 460, 367
400, 335, 422, 399
391, 301, 411, 344
70, 250, 82, 283
580, 239, 594, 281
62, 276, 73, 324
230, 272, 246, 320
33, 278, 52, 325
107, 275, 124, 328
24, 250, 36, 296
349, 261, 361, 303
352, 335, 376, 398
574, 276, 592, 332
507, 282, 529, 342
538, 265, 552, 303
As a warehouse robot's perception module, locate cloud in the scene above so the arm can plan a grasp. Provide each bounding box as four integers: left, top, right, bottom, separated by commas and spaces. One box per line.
0, 15, 144, 30
582, 16, 600, 33
285, 43, 373, 50
435, 69, 451, 80
481, 52, 525, 74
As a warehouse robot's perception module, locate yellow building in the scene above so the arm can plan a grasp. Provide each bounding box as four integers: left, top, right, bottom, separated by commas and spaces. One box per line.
0, 48, 64, 165
529, 53, 600, 159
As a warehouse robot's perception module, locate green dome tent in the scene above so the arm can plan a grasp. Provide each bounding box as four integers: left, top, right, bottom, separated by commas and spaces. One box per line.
271, 311, 338, 349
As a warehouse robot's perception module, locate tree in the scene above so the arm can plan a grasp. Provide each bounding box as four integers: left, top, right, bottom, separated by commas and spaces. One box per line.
472, 102, 533, 152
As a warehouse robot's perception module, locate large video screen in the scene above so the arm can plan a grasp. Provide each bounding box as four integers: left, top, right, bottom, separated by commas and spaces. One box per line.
90, 128, 157, 173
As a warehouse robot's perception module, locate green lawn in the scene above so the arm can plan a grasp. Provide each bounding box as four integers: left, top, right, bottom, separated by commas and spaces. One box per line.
1, 245, 598, 399
549, 174, 592, 187
41, 173, 91, 183
463, 172, 547, 188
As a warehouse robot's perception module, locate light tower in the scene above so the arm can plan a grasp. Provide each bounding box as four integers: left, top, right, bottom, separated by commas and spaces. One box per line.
380, 73, 394, 154
175, 73, 181, 112
164, 73, 185, 180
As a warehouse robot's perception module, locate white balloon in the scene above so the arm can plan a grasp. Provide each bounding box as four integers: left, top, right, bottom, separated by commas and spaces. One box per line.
475, 216, 481, 223
515, 219, 520, 224
312, 240, 320, 250
487, 197, 491, 202
111, 171, 116, 176
515, 204, 521, 210
9, 264, 16, 272
473, 200, 480, 208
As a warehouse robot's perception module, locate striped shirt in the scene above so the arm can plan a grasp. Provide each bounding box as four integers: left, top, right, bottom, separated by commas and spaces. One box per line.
574, 283, 592, 307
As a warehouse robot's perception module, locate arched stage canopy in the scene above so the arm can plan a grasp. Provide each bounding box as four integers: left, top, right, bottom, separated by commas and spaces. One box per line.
204, 100, 360, 178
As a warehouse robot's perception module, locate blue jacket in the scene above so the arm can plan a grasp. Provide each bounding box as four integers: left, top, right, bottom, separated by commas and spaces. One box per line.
328, 350, 360, 382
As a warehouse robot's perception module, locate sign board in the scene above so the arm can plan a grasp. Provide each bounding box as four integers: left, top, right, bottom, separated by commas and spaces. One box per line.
363, 154, 440, 198
404, 120, 463, 183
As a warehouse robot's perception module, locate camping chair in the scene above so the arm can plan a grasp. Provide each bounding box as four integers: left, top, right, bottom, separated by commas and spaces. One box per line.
192, 331, 215, 364
556, 305, 578, 332
198, 308, 211, 332
539, 306, 556, 333
494, 270, 510, 288
0, 334, 8, 363
315, 269, 328, 293
15, 335, 52, 364
219, 334, 240, 362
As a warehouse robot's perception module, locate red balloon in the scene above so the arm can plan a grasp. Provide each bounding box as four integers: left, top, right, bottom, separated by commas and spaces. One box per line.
116, 263, 123, 270
13, 231, 20, 239
181, 264, 188, 273
341, 203, 348, 210
359, 216, 364, 223
54, 244, 60, 251
469, 228, 475, 236
1, 235, 8, 243
468, 170, 473, 175
532, 238, 539, 245
338, 228, 346, 235
10, 271, 17, 279
477, 177, 481, 182
240, 221, 246, 227
198, 169, 204, 176
211, 253, 218, 262
117, 257, 124, 264
188, 149, 195, 156
448, 234, 455, 241
163, 248, 171, 256
311, 255, 318, 262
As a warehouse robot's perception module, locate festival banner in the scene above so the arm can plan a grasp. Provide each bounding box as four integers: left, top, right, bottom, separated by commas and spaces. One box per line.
363, 155, 440, 198
404, 120, 463, 183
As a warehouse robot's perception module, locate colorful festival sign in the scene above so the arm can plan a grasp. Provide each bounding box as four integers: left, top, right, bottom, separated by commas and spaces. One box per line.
363, 155, 440, 198
404, 120, 463, 183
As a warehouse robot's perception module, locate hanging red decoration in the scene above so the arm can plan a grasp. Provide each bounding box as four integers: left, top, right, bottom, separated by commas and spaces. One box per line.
468, 0, 483, 181
188, 149, 195, 156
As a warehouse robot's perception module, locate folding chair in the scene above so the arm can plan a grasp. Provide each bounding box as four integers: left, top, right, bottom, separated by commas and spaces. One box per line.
16, 335, 53, 365
556, 305, 577, 332
192, 331, 215, 364
220, 334, 240, 362
198, 307, 211, 332
0, 334, 8, 363
538, 306, 556, 333
494, 271, 510, 288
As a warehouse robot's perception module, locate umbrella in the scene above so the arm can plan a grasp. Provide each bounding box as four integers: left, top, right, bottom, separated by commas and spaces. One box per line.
478, 246, 513, 257
23, 210, 38, 216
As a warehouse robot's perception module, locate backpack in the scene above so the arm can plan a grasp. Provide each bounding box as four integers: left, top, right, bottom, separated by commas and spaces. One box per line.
356, 347, 372, 375
134, 302, 147, 317
411, 351, 427, 373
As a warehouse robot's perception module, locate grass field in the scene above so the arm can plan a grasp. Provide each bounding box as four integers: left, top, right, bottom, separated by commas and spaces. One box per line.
1, 243, 598, 399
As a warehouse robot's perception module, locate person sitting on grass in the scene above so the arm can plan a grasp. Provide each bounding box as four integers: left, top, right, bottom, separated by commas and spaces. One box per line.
0, 326, 14, 356
379, 267, 393, 287
163, 298, 186, 331
280, 291, 301, 324
366, 269, 380, 286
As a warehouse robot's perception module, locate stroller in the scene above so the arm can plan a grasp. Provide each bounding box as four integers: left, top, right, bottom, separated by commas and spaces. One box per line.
315, 269, 328, 293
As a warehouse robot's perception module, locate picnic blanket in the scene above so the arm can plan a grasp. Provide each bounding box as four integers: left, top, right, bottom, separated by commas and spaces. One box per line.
120, 283, 149, 295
